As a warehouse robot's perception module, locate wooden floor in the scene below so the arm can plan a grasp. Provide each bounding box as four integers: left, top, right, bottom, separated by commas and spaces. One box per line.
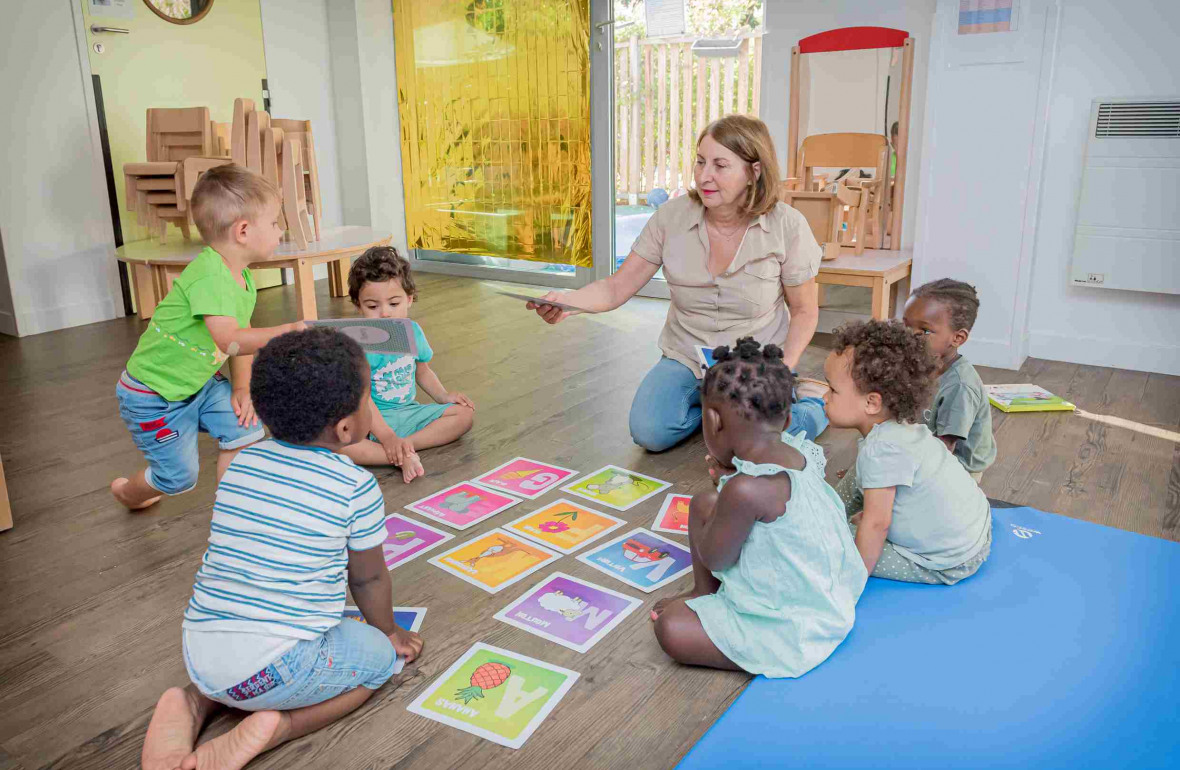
0, 273, 1176, 769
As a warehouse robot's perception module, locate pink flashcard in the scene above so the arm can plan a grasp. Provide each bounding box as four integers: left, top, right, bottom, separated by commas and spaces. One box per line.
652, 494, 693, 535
406, 482, 522, 531
472, 457, 579, 500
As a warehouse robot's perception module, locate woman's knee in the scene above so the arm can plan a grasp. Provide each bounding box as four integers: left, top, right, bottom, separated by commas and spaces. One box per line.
628, 409, 681, 452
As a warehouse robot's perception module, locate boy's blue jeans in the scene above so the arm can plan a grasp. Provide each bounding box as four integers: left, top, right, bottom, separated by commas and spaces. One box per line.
628, 357, 829, 452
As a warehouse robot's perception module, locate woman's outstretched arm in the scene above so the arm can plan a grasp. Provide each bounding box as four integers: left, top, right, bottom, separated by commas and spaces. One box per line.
528, 252, 660, 324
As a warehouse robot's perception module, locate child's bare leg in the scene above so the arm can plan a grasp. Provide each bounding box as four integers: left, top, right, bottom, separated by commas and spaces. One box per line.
111, 468, 161, 510
181, 684, 376, 770
654, 601, 744, 672
216, 444, 254, 483
142, 685, 221, 770
652, 491, 721, 618
407, 405, 474, 451
338, 441, 425, 483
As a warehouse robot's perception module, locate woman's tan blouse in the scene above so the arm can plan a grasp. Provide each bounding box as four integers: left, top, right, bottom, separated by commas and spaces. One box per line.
631, 195, 822, 378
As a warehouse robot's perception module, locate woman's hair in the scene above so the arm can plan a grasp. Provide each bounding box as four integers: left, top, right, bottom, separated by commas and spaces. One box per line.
911, 278, 980, 332
688, 114, 782, 218
251, 327, 368, 443
348, 245, 417, 303
831, 320, 938, 424
702, 337, 796, 424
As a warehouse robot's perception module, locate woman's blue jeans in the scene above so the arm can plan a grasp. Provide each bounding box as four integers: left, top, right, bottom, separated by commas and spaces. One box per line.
628, 357, 829, 452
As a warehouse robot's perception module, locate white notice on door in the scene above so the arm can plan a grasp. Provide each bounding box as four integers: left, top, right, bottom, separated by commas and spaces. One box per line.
645, 0, 687, 38
89, 0, 136, 19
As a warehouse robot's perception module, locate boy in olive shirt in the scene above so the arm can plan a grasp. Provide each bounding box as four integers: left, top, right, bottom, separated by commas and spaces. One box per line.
902, 279, 996, 481
111, 165, 304, 509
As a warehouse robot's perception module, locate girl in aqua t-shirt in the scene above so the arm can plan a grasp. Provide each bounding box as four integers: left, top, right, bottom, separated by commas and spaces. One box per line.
340, 247, 474, 483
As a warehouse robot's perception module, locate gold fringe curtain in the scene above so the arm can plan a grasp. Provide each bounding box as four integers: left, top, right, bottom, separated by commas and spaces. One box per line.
392, 0, 592, 267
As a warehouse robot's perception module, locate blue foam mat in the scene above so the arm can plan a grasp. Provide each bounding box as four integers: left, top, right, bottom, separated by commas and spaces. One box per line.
679, 507, 1180, 769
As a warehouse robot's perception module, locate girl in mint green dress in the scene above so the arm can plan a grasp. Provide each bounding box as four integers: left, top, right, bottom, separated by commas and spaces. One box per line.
652, 339, 867, 678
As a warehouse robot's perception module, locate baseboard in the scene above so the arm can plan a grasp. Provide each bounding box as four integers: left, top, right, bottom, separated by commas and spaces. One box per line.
1029, 331, 1180, 377
14, 297, 119, 337
0, 310, 16, 337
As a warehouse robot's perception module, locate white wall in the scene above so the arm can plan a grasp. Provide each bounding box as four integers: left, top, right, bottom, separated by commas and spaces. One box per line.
1024, 0, 1180, 375
0, 1, 123, 337
761, 0, 936, 250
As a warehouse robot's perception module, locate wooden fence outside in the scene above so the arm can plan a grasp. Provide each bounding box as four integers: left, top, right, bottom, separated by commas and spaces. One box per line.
615, 32, 763, 202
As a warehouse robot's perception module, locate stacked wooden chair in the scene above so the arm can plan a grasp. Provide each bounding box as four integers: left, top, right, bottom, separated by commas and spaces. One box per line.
122, 99, 323, 249
781, 133, 891, 258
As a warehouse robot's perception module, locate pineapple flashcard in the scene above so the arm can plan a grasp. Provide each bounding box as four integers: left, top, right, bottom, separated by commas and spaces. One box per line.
494, 572, 642, 653
473, 457, 578, 500
381, 514, 453, 569
577, 528, 693, 593
429, 528, 560, 594
342, 606, 427, 633
407, 643, 579, 749
651, 494, 693, 535
503, 498, 625, 555
406, 482, 522, 530
561, 465, 672, 511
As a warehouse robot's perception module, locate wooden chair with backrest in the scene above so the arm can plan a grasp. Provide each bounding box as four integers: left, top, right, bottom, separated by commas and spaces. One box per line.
782, 132, 890, 255
271, 119, 323, 241
124, 106, 216, 243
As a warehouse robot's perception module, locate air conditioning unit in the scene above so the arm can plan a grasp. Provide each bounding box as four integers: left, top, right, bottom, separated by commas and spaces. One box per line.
1070, 98, 1180, 294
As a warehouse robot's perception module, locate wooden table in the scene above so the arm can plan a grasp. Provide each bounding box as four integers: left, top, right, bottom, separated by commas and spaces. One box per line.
817, 249, 913, 320
115, 226, 391, 321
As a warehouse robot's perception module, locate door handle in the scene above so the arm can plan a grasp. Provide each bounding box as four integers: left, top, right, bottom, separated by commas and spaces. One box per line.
91, 25, 130, 34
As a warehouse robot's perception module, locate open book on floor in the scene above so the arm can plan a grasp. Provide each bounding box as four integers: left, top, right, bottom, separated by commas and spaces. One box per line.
985, 384, 1076, 413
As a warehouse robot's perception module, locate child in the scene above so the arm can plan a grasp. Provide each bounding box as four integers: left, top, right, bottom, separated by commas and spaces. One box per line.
111, 165, 304, 510
903, 279, 995, 481
824, 320, 992, 585
651, 338, 867, 677
339, 246, 474, 482
142, 327, 423, 770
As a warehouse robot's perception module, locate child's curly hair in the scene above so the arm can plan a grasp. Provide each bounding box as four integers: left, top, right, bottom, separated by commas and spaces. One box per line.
348, 245, 417, 303
702, 337, 796, 424
251, 327, 368, 443
832, 320, 938, 424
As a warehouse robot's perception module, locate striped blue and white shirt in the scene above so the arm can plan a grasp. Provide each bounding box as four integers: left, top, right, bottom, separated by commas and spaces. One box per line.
182, 439, 387, 640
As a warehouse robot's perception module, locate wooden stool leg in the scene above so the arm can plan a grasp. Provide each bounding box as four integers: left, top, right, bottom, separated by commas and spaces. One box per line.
816, 283, 827, 308
871, 277, 887, 320
131, 263, 159, 319
293, 258, 318, 320
327, 264, 340, 297
0, 455, 12, 532
329, 259, 349, 298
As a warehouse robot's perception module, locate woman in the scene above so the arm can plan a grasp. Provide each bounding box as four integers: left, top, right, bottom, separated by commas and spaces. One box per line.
529, 114, 827, 451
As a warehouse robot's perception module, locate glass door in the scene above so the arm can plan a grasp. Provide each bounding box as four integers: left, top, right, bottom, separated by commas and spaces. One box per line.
611, 0, 764, 298
392, 0, 611, 290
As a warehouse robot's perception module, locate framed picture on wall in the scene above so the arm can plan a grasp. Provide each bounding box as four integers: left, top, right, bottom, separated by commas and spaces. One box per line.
946, 0, 1044, 67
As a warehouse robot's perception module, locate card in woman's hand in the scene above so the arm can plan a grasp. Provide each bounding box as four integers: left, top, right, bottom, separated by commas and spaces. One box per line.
497, 290, 591, 314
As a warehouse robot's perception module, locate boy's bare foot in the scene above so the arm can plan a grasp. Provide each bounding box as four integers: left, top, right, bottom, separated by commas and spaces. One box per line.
400, 451, 424, 484
650, 590, 711, 621
111, 478, 161, 511
180, 710, 286, 770
143, 687, 203, 770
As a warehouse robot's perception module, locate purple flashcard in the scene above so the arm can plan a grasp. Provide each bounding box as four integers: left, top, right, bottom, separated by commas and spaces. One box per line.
382, 514, 454, 569
493, 572, 643, 653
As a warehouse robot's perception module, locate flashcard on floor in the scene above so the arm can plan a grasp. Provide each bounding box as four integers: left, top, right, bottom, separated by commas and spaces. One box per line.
503, 498, 625, 555
381, 514, 454, 569
494, 572, 642, 653
429, 528, 560, 594
473, 457, 579, 500
696, 345, 718, 370
577, 528, 693, 593
342, 605, 427, 633
406, 482, 522, 530
407, 642, 579, 749
561, 465, 672, 511
652, 494, 693, 535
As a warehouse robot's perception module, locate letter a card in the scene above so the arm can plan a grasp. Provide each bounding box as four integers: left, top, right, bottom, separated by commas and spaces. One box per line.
407, 642, 579, 749
494, 572, 642, 653
473, 457, 578, 500
406, 482, 521, 530
577, 528, 692, 593
380, 514, 453, 569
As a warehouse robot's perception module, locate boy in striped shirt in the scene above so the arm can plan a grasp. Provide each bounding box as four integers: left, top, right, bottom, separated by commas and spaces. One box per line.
143, 327, 422, 770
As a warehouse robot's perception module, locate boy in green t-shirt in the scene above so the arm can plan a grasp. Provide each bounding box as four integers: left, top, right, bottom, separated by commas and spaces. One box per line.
902, 278, 996, 481
111, 165, 304, 509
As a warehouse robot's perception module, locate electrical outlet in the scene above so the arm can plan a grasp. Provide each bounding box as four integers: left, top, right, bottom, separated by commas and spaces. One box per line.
1087, 273, 1105, 284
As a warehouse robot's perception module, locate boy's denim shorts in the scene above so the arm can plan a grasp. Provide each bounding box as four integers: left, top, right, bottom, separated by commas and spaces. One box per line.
115, 371, 264, 494
184, 619, 401, 711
